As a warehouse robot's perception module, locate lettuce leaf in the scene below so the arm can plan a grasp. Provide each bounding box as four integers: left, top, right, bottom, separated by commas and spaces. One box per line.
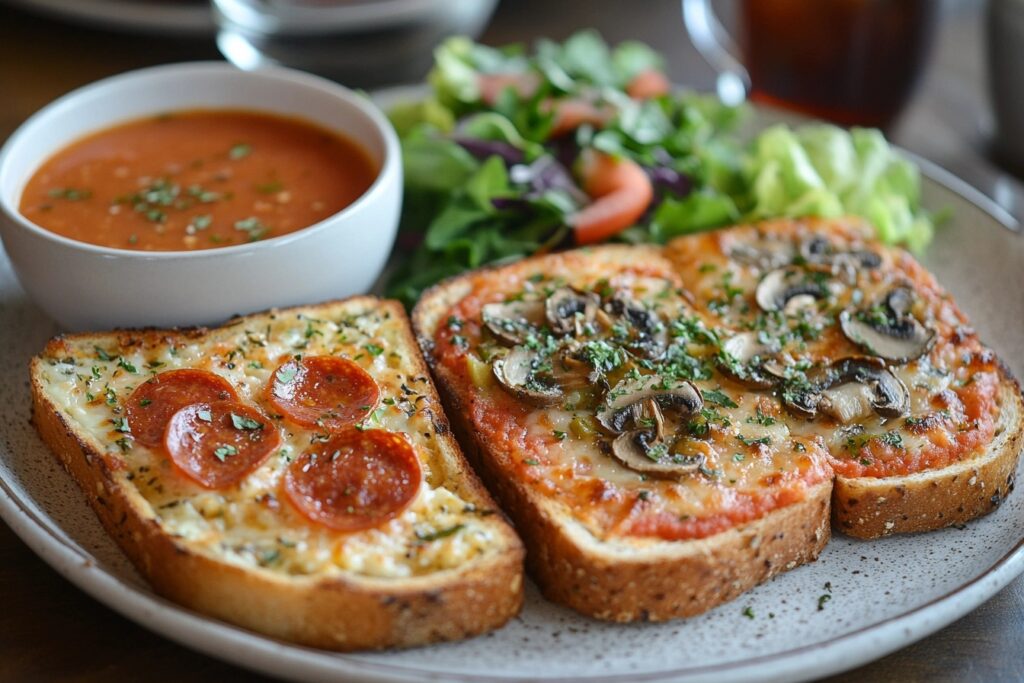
745, 124, 933, 249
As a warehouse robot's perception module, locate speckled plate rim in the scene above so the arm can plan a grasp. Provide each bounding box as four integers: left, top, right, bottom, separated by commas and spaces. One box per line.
0, 156, 1022, 683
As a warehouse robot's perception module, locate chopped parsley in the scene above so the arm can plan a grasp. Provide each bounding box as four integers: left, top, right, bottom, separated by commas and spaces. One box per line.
229, 143, 252, 160
187, 184, 220, 203
117, 358, 138, 374
214, 444, 239, 461
234, 216, 270, 241
364, 343, 384, 357
48, 187, 92, 201
187, 214, 212, 233
742, 606, 755, 619
256, 180, 283, 195
275, 365, 298, 386
699, 465, 722, 479
748, 405, 777, 426
230, 413, 263, 430
578, 339, 627, 374
736, 434, 771, 447
703, 388, 737, 408
415, 524, 464, 542
878, 430, 904, 448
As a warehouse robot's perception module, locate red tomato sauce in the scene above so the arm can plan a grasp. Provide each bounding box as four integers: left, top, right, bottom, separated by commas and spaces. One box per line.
433, 261, 830, 543
20, 110, 377, 251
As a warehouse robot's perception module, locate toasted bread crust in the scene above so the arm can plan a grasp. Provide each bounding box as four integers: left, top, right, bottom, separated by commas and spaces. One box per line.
444, 392, 830, 621
832, 377, 1023, 539
413, 249, 832, 622
30, 297, 524, 651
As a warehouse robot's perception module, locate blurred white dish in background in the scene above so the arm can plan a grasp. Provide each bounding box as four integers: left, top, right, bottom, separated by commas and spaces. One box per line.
1, 0, 215, 36
213, 0, 499, 87
0, 62, 402, 331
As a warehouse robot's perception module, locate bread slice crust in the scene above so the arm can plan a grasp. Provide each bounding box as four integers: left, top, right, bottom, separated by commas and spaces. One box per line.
30, 297, 524, 651
662, 217, 1024, 540
832, 376, 1022, 538
413, 249, 832, 622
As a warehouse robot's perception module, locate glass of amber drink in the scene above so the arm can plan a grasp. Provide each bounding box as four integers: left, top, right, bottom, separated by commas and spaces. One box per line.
682, 0, 938, 129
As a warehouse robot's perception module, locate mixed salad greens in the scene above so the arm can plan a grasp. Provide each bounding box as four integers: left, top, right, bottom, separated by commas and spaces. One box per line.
386, 31, 935, 306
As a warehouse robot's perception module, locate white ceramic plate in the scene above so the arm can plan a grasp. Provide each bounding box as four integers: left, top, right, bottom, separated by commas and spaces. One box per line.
1, 126, 1023, 681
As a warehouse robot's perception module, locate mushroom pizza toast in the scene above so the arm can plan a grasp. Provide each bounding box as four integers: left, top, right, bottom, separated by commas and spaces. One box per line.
413, 219, 1023, 622
29, 297, 523, 650
664, 217, 1023, 539
413, 245, 833, 622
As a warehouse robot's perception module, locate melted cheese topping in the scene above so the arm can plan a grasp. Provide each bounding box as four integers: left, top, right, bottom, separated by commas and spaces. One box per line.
664, 217, 1002, 478
433, 249, 832, 543
36, 305, 505, 579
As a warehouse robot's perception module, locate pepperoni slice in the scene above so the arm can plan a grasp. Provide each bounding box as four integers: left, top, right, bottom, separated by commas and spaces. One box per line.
164, 400, 281, 489
266, 356, 380, 431
283, 429, 421, 531
126, 369, 238, 448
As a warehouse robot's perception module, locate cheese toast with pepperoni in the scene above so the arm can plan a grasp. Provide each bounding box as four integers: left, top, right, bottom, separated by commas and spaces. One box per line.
30, 297, 523, 650
412, 220, 1021, 621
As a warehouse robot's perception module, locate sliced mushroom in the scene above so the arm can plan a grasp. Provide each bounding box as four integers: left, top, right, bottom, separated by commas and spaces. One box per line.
610, 432, 705, 476
755, 268, 829, 314
481, 299, 546, 345
603, 292, 668, 359
717, 332, 778, 389
597, 376, 703, 433
728, 238, 796, 270
545, 287, 599, 336
798, 236, 832, 264
781, 357, 910, 422
839, 287, 935, 363
799, 235, 881, 269
550, 345, 598, 391
492, 346, 561, 406
799, 236, 881, 284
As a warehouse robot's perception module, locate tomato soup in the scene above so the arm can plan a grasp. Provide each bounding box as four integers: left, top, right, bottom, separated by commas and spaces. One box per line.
19, 110, 377, 251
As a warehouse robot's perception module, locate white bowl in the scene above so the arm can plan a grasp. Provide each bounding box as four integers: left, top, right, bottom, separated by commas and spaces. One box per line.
0, 62, 402, 331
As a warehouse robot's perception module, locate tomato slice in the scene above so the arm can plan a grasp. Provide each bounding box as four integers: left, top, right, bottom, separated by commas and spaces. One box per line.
126, 369, 238, 448
570, 149, 654, 245
163, 400, 280, 489
284, 429, 421, 532
266, 356, 380, 431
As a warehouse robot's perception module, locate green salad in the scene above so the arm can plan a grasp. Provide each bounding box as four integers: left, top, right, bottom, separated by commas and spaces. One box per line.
386, 31, 935, 306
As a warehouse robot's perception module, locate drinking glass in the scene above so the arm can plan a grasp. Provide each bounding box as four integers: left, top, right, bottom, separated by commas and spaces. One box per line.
682, 0, 938, 129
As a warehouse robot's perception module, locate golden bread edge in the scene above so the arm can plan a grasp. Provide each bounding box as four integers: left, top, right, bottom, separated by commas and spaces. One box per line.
832, 371, 1023, 538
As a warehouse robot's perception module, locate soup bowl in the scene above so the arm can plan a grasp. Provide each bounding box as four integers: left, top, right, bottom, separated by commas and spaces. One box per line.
0, 62, 401, 331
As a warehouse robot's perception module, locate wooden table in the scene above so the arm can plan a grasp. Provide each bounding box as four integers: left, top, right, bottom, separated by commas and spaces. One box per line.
1, 1, 1022, 681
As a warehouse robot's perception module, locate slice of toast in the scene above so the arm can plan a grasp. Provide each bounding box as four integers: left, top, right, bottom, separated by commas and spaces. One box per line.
830, 379, 1022, 537
413, 245, 832, 622
30, 296, 523, 650
663, 217, 1024, 539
